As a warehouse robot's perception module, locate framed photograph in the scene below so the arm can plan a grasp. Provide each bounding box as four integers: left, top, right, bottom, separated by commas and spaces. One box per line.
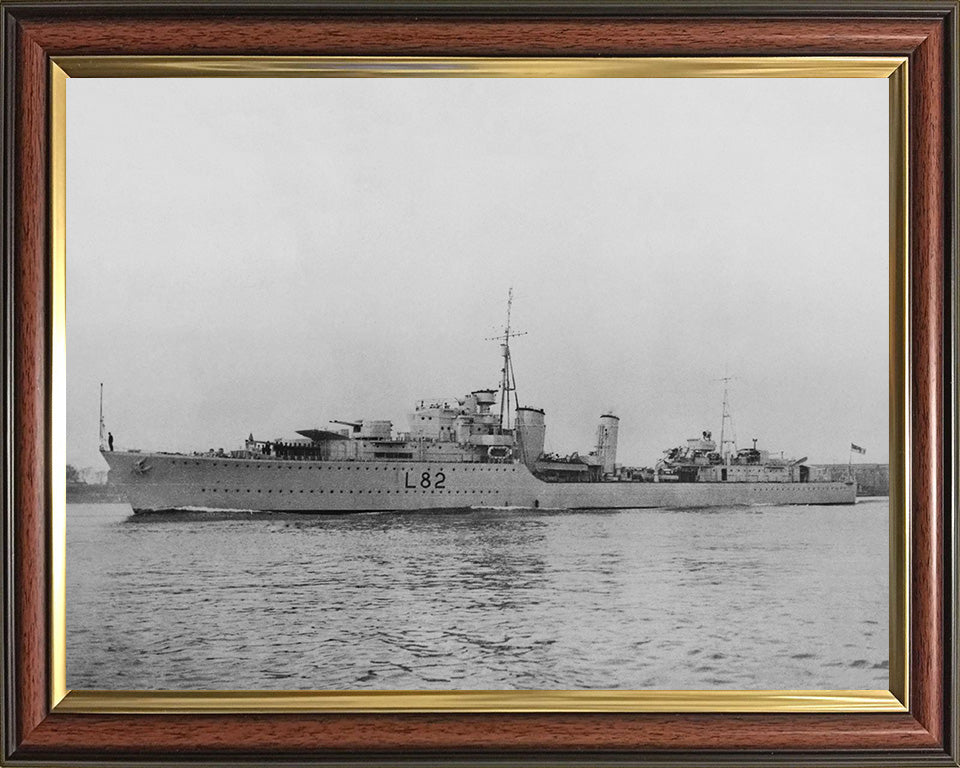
2, 2, 956, 766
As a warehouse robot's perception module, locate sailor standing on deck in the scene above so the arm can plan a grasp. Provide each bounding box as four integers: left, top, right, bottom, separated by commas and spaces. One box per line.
107, 432, 114, 452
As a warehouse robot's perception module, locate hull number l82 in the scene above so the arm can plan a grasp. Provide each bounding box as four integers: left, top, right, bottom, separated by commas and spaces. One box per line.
404, 471, 446, 489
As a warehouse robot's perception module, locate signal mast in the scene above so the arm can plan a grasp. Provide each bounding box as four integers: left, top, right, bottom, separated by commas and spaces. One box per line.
485, 287, 527, 431
98, 382, 105, 449
715, 374, 738, 461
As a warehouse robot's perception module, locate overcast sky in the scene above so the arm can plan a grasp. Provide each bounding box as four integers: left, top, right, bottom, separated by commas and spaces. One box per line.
66, 77, 888, 470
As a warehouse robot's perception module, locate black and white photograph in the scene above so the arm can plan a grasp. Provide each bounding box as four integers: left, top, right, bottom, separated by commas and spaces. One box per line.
65, 75, 890, 692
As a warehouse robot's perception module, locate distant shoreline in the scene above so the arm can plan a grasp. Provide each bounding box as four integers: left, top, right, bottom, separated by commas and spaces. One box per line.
66, 483, 126, 504
810, 464, 889, 497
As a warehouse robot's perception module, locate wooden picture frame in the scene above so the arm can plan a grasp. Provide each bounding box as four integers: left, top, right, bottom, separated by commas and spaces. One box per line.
2, 1, 956, 765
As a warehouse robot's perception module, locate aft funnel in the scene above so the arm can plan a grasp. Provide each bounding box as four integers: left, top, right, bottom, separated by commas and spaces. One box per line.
515, 407, 546, 469
596, 414, 620, 475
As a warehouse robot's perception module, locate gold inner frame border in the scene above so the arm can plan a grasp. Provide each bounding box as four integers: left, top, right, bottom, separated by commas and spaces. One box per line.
48, 55, 910, 715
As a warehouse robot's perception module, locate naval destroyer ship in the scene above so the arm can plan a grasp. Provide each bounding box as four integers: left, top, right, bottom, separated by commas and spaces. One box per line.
100, 296, 855, 513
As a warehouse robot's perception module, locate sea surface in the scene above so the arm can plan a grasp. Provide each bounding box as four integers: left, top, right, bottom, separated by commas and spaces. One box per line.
66, 500, 889, 690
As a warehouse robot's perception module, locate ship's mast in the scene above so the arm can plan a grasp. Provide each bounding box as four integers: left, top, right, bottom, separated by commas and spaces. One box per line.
715, 374, 738, 462
486, 288, 526, 431
98, 382, 105, 449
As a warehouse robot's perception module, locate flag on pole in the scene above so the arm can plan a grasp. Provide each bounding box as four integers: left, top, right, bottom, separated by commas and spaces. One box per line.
850, 443, 866, 455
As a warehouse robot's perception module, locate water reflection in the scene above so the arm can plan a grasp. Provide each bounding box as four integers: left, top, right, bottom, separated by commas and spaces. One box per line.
67, 501, 889, 691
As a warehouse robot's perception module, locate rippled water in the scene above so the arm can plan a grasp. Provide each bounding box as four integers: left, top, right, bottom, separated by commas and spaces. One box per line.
66, 500, 888, 690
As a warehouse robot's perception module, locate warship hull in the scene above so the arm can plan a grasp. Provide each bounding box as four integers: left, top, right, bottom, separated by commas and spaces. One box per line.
102, 450, 857, 513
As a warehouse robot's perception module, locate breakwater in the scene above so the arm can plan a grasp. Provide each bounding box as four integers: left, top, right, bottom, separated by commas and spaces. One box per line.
811, 464, 889, 497
66, 482, 126, 504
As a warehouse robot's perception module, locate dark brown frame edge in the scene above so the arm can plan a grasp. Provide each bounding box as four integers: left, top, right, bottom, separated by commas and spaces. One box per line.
0, 2, 956, 766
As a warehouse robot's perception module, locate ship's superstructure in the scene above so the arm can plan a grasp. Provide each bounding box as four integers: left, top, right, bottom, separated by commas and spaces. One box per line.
100, 294, 856, 513
654, 433, 812, 484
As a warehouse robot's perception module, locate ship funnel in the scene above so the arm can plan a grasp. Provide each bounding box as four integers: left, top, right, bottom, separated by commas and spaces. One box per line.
596, 414, 620, 475
515, 407, 546, 469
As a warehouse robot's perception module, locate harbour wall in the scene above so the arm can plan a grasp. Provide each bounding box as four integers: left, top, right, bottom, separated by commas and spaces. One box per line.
66, 481, 127, 503
810, 464, 889, 497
